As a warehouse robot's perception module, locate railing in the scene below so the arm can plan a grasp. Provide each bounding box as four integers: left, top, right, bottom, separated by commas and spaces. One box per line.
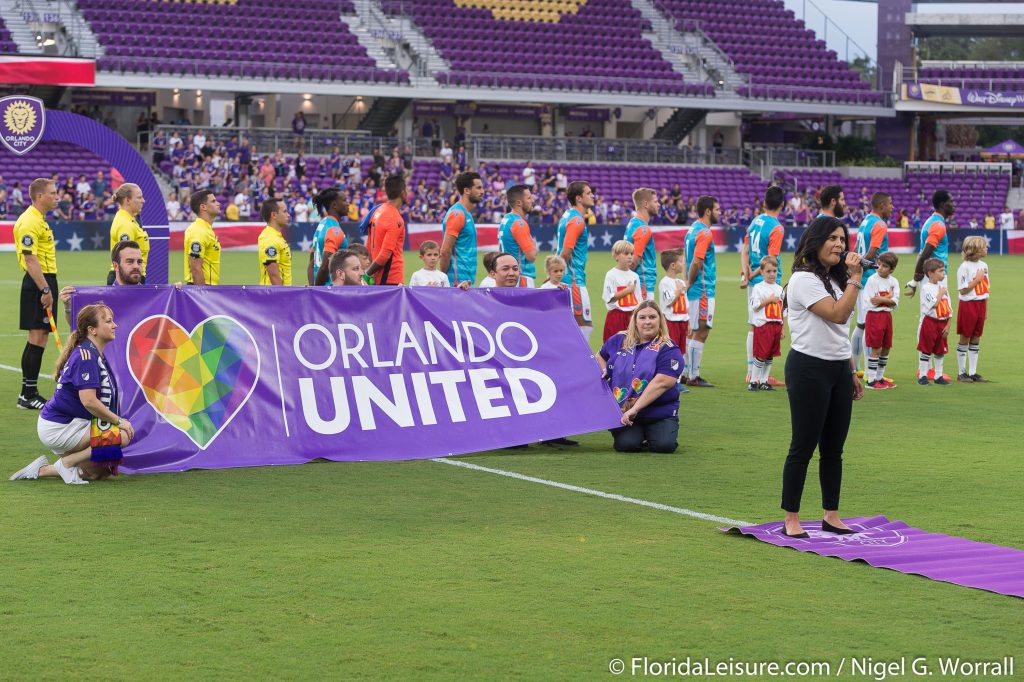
739, 81, 890, 107
797, 0, 874, 69
98, 56, 411, 86
904, 161, 1012, 178
469, 134, 742, 165
745, 147, 836, 179
435, 71, 712, 98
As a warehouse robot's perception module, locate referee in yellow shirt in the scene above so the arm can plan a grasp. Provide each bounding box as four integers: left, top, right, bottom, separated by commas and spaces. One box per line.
257, 198, 292, 285
183, 189, 222, 285
13, 178, 59, 409
107, 183, 149, 285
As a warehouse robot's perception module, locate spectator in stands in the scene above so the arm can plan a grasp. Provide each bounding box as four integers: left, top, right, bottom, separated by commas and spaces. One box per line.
152, 130, 167, 165
402, 145, 415, 174
1018, 209, 1024, 231
192, 129, 206, 159
440, 140, 453, 165
556, 167, 568, 192
292, 112, 306, 152
10, 182, 24, 213
983, 212, 995, 230
55, 192, 73, 222
541, 166, 556, 195
968, 217, 979, 230
522, 161, 536, 192
1000, 206, 1014, 230
166, 192, 183, 221
75, 175, 91, 197
136, 111, 150, 151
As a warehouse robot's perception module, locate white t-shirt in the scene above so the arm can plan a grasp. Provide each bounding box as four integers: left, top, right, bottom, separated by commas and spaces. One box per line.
294, 202, 309, 223
749, 281, 785, 327
540, 281, 559, 289
522, 166, 536, 187
864, 272, 900, 313
658, 275, 689, 322
786, 271, 852, 361
166, 200, 181, 220
556, 172, 567, 190
603, 268, 641, 312
1000, 211, 1014, 230
409, 268, 449, 287
440, 146, 453, 164
957, 260, 990, 302
192, 134, 206, 154
478, 276, 496, 288
76, 181, 91, 195
920, 281, 952, 320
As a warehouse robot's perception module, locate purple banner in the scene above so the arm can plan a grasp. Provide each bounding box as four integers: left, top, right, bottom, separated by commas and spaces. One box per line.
564, 107, 610, 122
71, 286, 622, 474
725, 516, 1024, 598
71, 90, 156, 107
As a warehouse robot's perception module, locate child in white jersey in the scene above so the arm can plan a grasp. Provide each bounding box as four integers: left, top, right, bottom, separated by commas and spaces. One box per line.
409, 240, 449, 287
863, 252, 900, 389
917, 258, 953, 386
955, 236, 990, 383
748, 257, 785, 391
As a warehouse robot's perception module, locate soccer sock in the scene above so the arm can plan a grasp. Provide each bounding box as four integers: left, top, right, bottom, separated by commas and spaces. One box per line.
751, 358, 764, 384
21, 342, 44, 396
689, 340, 704, 378
934, 354, 945, 378
867, 355, 879, 383
745, 331, 754, 378
968, 344, 980, 375
764, 359, 773, 384
579, 325, 593, 344
878, 355, 889, 382
956, 344, 968, 375
918, 353, 931, 377
851, 327, 864, 371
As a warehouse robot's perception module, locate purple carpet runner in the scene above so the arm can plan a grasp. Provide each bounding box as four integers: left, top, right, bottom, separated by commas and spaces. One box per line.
724, 515, 1024, 598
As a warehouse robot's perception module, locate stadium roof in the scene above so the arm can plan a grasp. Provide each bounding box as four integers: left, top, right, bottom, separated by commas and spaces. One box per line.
905, 11, 1024, 36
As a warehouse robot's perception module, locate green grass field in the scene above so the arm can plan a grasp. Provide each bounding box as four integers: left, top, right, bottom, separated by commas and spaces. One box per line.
2, 250, 1021, 680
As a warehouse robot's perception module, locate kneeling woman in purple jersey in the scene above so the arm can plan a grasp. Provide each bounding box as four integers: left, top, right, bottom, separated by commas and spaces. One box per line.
597, 301, 685, 453
10, 303, 135, 484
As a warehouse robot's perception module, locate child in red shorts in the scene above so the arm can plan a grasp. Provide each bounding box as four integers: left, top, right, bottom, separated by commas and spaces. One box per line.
917, 258, 952, 386
748, 257, 785, 391
955, 236, 989, 383
863, 252, 900, 390
658, 248, 688, 364
602, 240, 641, 341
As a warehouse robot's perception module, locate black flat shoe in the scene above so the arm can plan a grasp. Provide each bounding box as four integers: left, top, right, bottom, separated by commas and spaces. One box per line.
821, 520, 857, 535
781, 528, 810, 539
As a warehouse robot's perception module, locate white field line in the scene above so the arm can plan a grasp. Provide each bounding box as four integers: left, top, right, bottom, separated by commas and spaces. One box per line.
432, 458, 751, 527
0, 363, 54, 380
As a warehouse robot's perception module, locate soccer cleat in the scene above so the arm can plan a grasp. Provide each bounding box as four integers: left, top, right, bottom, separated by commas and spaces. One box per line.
758, 383, 775, 391
957, 373, 974, 383
16, 394, 46, 410
865, 380, 886, 390
52, 458, 88, 485
686, 376, 714, 388
934, 377, 952, 385
766, 376, 786, 388
881, 378, 897, 388
926, 368, 935, 380
969, 374, 986, 383
542, 437, 580, 447
918, 377, 930, 386
747, 382, 759, 392
9, 455, 49, 481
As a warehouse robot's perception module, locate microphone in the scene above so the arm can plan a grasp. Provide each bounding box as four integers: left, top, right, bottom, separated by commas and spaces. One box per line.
840, 251, 876, 270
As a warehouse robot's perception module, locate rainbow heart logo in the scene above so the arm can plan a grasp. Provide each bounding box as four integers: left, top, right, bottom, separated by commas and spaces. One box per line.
630, 378, 649, 395
127, 315, 260, 449
612, 387, 628, 404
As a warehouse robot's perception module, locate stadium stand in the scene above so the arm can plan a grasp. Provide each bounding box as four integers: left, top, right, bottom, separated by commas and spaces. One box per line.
656, 0, 880, 103
381, 0, 710, 96
0, 142, 114, 219
917, 64, 1024, 89
777, 168, 1011, 227
0, 17, 17, 53
83, 0, 409, 83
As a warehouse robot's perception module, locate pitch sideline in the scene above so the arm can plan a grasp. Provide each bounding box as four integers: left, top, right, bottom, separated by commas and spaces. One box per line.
432, 457, 751, 526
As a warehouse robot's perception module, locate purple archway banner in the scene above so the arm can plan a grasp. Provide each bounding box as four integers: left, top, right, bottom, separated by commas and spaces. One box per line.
71, 285, 623, 474
41, 110, 169, 283
725, 516, 1024, 598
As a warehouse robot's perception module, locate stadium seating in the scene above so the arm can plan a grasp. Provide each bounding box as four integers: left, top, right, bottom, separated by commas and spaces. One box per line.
82, 0, 409, 84
657, 0, 881, 104
0, 18, 17, 54
778, 169, 1011, 226
917, 65, 1024, 89
381, 0, 712, 96
0, 141, 110, 189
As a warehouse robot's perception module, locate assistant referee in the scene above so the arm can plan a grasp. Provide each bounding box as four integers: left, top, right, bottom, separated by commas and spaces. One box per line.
107, 183, 149, 285
13, 178, 60, 410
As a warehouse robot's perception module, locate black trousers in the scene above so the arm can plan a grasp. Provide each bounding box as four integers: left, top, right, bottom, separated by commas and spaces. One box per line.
611, 416, 679, 453
781, 350, 853, 513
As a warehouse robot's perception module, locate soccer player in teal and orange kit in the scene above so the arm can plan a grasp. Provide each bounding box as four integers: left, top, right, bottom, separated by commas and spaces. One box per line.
557, 181, 596, 342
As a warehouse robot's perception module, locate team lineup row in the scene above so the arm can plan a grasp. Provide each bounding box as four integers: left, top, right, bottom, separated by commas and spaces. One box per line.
10, 174, 990, 408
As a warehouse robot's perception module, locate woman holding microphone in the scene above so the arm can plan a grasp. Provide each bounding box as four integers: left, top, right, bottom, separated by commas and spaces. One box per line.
782, 217, 864, 537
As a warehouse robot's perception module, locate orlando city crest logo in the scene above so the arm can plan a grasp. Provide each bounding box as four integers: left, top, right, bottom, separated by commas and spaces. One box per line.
0, 95, 45, 156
